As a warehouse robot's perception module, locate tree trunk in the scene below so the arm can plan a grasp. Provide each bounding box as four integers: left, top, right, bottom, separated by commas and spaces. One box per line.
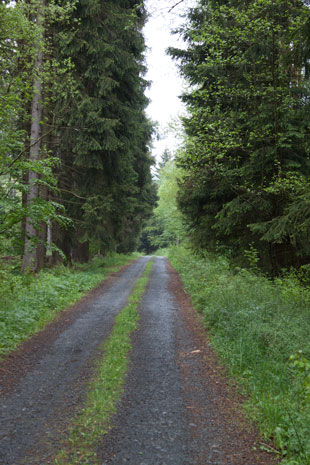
22, 0, 45, 272
72, 242, 89, 264
72, 227, 89, 263
36, 185, 48, 270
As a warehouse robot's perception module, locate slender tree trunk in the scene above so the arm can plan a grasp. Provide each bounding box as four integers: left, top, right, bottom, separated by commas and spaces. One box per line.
36, 185, 47, 270
72, 227, 89, 263
22, 0, 45, 272
48, 221, 63, 266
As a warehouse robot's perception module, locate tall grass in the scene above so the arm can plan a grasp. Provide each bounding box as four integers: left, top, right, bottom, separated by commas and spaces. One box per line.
168, 246, 310, 465
0, 253, 139, 357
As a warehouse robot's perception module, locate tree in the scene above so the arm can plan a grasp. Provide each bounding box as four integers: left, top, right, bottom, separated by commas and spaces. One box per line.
0, 1, 66, 268
51, 0, 156, 261
170, 0, 310, 273
155, 159, 185, 245
139, 155, 185, 252
22, 0, 46, 271
0, 0, 155, 268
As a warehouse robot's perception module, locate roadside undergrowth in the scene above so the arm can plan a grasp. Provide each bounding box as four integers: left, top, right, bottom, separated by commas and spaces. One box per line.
54, 259, 154, 465
168, 246, 310, 465
0, 253, 139, 357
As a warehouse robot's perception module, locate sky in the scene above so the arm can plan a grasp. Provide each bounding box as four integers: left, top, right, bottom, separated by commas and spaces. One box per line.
143, 0, 194, 162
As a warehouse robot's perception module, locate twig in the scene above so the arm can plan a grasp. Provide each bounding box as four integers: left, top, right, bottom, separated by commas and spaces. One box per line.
59, 188, 87, 200
259, 442, 282, 455
168, 0, 185, 12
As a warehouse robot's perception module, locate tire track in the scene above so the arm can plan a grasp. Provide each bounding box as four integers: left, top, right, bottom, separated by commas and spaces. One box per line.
99, 256, 192, 465
0, 256, 151, 465
98, 256, 279, 465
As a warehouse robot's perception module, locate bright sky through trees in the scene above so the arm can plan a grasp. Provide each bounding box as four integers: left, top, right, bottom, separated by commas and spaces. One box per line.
143, 0, 194, 160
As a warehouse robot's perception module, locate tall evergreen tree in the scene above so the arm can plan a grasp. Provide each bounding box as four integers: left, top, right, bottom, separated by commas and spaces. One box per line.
0, 0, 155, 268
170, 0, 310, 272
52, 0, 155, 262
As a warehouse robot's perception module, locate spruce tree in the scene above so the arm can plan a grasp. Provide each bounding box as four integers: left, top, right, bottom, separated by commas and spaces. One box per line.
1, 0, 155, 266
52, 0, 155, 261
170, 0, 310, 272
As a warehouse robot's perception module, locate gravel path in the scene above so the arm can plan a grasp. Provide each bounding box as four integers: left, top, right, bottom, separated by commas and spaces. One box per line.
0, 255, 279, 465
99, 256, 279, 465
100, 256, 192, 464
0, 257, 151, 465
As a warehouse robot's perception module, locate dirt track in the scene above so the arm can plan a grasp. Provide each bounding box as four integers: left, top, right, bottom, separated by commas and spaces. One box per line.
0, 257, 151, 464
0, 256, 278, 465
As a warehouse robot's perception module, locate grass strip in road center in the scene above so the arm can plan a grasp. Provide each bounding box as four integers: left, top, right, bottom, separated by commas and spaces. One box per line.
54, 259, 154, 465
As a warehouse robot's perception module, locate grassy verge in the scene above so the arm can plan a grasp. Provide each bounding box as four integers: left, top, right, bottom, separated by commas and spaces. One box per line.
0, 253, 139, 357
168, 246, 310, 465
54, 259, 153, 465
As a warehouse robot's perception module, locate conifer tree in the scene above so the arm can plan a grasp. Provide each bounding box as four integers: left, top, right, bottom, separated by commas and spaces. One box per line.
170, 0, 310, 272
1, 0, 155, 266
52, 0, 155, 261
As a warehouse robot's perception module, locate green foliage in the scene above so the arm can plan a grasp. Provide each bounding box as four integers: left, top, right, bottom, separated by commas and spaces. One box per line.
0, 1, 78, 260
139, 157, 186, 253
289, 351, 310, 406
0, 0, 155, 265
138, 215, 166, 254
170, 0, 310, 273
54, 0, 156, 257
0, 253, 138, 357
155, 160, 185, 244
54, 259, 154, 465
243, 243, 260, 272
168, 245, 310, 464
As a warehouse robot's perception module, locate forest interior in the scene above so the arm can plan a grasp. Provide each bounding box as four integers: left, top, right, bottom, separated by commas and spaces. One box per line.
1, 0, 310, 464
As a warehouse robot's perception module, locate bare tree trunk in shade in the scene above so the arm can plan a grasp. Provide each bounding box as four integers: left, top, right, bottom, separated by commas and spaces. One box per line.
22, 0, 45, 272
71, 227, 89, 264
36, 185, 47, 270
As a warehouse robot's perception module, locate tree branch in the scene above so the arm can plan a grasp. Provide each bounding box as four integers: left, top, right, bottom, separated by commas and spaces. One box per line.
59, 188, 87, 200
168, 0, 185, 13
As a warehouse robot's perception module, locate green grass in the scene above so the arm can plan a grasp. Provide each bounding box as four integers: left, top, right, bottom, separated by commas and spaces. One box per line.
0, 253, 140, 357
54, 259, 154, 465
153, 247, 170, 256
168, 246, 310, 465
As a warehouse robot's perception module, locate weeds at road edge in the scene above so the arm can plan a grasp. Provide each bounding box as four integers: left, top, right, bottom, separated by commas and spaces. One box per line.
167, 245, 310, 465
54, 259, 154, 465
0, 253, 139, 357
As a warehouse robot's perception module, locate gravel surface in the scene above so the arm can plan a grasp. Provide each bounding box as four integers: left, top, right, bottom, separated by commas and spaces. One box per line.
0, 255, 279, 465
99, 256, 279, 465
0, 257, 151, 465
99, 256, 192, 465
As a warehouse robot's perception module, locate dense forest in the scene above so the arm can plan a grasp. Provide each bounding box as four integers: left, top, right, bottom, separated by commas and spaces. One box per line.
2, 2, 310, 463
167, 0, 310, 274
3, 0, 310, 276
0, 0, 155, 272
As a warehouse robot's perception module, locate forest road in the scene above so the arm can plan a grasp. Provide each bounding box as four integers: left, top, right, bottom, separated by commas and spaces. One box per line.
99, 256, 278, 465
0, 257, 151, 465
0, 256, 278, 465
